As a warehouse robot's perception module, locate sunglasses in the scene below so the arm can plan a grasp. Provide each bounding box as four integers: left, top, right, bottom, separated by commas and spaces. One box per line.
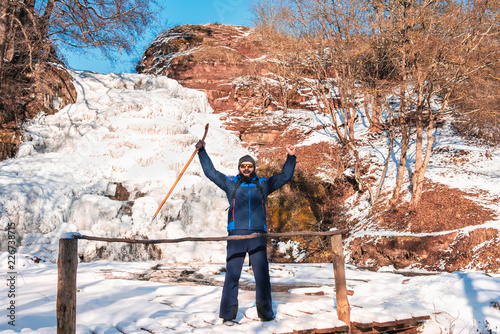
240, 163, 254, 169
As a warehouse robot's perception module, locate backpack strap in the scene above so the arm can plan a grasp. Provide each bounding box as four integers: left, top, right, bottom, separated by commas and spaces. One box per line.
231, 178, 244, 201
253, 178, 265, 199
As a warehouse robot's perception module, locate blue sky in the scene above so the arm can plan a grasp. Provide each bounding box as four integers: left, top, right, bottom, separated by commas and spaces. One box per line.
63, 0, 253, 74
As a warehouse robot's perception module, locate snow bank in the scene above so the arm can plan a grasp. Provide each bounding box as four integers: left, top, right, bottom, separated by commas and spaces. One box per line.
0, 257, 499, 333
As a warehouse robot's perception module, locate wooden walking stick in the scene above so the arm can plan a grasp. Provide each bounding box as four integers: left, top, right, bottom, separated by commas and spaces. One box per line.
151, 123, 209, 222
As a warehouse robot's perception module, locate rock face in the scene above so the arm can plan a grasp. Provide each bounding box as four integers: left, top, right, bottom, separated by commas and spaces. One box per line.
136, 24, 306, 155
137, 24, 500, 272
0, 64, 76, 160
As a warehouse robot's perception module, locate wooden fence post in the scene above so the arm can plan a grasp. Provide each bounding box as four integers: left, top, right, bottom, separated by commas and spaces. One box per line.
57, 233, 79, 334
331, 234, 350, 333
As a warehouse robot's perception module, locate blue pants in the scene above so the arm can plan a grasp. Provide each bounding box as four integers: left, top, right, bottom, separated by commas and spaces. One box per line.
219, 230, 274, 320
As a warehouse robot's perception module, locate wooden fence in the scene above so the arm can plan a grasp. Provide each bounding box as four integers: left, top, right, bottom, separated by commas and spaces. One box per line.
56, 230, 350, 334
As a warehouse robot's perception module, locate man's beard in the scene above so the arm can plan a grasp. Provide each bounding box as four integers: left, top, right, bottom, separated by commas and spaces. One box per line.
240, 172, 254, 183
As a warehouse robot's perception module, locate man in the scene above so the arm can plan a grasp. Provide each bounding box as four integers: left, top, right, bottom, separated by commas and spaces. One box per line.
195, 139, 296, 325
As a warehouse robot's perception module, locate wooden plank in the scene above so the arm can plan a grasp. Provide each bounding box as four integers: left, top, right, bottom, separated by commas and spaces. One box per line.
412, 315, 431, 322
352, 321, 374, 329
351, 316, 428, 334
373, 319, 398, 328
291, 311, 426, 334
293, 329, 315, 334
313, 318, 350, 333
315, 325, 350, 333
369, 311, 399, 329
396, 318, 417, 326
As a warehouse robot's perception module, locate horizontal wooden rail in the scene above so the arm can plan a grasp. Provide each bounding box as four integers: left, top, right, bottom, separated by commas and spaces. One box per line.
57, 230, 351, 334
74, 230, 346, 244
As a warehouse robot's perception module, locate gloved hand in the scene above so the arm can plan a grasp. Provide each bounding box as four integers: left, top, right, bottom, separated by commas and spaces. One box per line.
196, 140, 206, 151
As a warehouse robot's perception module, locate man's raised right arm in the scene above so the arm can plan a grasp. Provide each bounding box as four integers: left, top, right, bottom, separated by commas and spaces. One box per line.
196, 140, 228, 190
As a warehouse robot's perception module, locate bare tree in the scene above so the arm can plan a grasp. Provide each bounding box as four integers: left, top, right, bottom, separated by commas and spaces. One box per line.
0, 0, 157, 120
0, 0, 154, 69
366, 0, 500, 210
0, 0, 156, 79
0, 0, 157, 160
252, 0, 499, 211
452, 56, 500, 145
253, 0, 386, 201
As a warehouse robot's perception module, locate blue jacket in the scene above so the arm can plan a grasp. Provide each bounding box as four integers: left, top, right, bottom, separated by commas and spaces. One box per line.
198, 149, 296, 232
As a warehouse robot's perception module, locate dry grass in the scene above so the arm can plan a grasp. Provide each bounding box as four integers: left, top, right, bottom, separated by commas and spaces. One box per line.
377, 182, 497, 233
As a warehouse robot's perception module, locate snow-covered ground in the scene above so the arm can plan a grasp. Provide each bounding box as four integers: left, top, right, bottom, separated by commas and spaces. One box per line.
1, 254, 500, 333
1, 70, 500, 333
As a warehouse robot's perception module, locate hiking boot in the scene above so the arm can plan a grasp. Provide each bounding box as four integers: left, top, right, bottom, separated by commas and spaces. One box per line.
223, 319, 236, 326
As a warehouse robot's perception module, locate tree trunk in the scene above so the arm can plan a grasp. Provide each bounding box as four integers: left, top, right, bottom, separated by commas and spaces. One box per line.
387, 77, 409, 208
409, 119, 435, 211
409, 102, 441, 211
409, 81, 426, 211
373, 128, 395, 204
387, 119, 409, 208
40, 0, 54, 37
348, 142, 364, 192
348, 105, 355, 142
366, 93, 383, 132
0, 0, 9, 73
316, 83, 348, 146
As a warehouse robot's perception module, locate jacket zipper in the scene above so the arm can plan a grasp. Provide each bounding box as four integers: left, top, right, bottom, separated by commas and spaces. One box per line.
248, 185, 252, 229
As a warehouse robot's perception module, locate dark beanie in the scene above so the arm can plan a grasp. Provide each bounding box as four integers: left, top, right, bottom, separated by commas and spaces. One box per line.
238, 155, 256, 169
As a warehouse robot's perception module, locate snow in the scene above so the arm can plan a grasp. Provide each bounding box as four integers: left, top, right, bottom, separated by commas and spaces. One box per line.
1, 70, 500, 333
1, 257, 499, 333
